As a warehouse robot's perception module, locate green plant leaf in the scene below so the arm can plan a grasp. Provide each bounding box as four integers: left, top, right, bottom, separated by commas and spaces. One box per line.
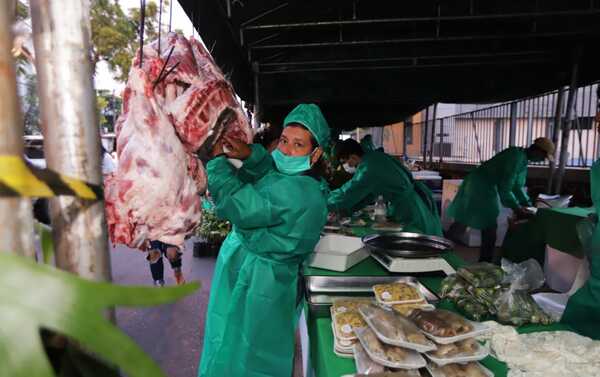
0, 253, 199, 377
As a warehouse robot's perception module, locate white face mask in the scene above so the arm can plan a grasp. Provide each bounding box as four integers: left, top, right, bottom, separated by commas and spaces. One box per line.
343, 162, 356, 174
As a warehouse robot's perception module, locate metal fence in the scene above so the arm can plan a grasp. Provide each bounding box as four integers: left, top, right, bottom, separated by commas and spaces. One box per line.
411, 83, 599, 168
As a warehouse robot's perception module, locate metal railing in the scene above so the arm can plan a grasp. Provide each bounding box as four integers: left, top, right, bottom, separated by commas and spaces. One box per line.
410, 83, 599, 168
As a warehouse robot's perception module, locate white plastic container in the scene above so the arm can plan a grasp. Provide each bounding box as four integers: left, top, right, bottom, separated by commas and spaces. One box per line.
421, 321, 490, 345
425, 341, 489, 366
544, 245, 585, 293
426, 361, 493, 377
308, 234, 369, 272
355, 327, 426, 369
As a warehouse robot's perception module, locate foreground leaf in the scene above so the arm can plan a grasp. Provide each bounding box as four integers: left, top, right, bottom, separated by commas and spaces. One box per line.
0, 252, 200, 377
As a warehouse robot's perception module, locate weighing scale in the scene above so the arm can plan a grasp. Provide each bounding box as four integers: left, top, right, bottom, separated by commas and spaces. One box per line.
362, 232, 456, 275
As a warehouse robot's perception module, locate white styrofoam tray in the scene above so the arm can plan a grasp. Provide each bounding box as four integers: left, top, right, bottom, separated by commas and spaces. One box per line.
426, 361, 493, 377
421, 320, 490, 345
426, 341, 489, 366
308, 234, 369, 272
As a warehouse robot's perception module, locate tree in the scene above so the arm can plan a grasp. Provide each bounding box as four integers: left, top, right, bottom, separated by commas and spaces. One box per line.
22, 73, 41, 135
90, 0, 170, 82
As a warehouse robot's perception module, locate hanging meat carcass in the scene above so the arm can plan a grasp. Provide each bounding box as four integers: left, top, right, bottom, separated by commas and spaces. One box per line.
104, 32, 252, 248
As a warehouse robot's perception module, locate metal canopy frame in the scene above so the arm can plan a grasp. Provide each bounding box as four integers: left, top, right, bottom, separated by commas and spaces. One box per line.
179, 0, 600, 128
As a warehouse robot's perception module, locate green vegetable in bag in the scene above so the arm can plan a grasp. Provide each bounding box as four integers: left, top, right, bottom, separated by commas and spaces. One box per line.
457, 262, 505, 288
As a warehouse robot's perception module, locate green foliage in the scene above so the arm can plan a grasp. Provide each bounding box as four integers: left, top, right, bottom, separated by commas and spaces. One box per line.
22, 73, 41, 135
196, 207, 231, 243
0, 252, 199, 377
91, 0, 170, 82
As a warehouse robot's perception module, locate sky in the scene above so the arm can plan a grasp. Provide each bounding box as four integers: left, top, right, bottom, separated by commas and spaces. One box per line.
94, 0, 198, 93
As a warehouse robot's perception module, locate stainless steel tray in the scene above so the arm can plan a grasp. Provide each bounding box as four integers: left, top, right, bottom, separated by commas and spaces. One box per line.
362, 232, 453, 258
306, 276, 439, 315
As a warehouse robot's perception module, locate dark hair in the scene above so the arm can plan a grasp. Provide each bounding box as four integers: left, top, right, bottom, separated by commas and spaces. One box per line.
253, 124, 283, 149
285, 123, 327, 180
335, 139, 364, 160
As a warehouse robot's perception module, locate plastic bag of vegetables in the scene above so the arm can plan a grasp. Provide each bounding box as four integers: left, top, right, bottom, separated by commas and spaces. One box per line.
440, 274, 469, 299
457, 263, 504, 288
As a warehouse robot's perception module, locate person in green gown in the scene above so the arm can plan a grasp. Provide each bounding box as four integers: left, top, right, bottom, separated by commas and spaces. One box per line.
328, 138, 442, 236
198, 104, 330, 377
445, 138, 555, 262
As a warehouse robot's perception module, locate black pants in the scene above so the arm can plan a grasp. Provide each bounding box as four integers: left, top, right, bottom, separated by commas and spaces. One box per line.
447, 222, 497, 263
149, 250, 182, 281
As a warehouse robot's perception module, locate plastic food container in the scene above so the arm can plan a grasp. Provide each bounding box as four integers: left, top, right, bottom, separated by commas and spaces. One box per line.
426, 361, 493, 377
358, 304, 436, 352
332, 298, 374, 315
309, 234, 369, 272
408, 309, 490, 344
425, 339, 489, 366
373, 281, 425, 305
391, 301, 436, 316
354, 343, 386, 374
332, 309, 367, 341
355, 327, 426, 369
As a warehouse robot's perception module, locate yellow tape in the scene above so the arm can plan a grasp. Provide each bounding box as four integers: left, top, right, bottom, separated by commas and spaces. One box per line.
0, 155, 101, 200
0, 155, 54, 197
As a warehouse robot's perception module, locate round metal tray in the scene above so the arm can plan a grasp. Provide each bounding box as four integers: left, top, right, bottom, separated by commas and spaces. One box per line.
362, 232, 453, 258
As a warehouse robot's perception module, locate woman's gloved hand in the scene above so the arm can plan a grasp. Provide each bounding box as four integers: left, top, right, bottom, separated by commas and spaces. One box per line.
223, 135, 252, 160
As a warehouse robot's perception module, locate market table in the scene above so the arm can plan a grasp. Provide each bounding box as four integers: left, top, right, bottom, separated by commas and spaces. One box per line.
303, 232, 575, 377
502, 207, 595, 265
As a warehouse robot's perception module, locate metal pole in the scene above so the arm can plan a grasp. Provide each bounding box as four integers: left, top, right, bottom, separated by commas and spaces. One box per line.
554, 50, 581, 194
439, 118, 445, 165
158, 0, 163, 55
547, 87, 565, 193
139, 0, 146, 67
509, 102, 517, 146
429, 103, 437, 164
0, 2, 35, 258
30, 0, 112, 282
168, 0, 173, 32
252, 62, 261, 128
423, 106, 429, 163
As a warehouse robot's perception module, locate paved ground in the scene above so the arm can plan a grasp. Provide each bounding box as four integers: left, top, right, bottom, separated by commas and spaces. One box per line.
111, 241, 213, 377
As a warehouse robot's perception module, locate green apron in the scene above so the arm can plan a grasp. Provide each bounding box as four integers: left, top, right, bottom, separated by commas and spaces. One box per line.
198, 145, 328, 377
446, 147, 530, 230
562, 159, 600, 339
327, 151, 442, 236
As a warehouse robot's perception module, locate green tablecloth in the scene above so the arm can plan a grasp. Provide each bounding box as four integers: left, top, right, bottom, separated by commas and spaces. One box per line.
305, 226, 576, 377
502, 207, 595, 265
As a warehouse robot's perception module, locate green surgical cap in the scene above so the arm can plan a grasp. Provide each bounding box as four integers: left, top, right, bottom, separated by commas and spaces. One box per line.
283, 104, 331, 148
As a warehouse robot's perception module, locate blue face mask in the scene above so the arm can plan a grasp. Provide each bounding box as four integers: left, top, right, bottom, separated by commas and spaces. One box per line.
271, 148, 314, 175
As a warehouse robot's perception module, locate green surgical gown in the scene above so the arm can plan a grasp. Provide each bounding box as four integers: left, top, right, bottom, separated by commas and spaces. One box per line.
327, 151, 442, 236
446, 147, 531, 230
198, 144, 328, 377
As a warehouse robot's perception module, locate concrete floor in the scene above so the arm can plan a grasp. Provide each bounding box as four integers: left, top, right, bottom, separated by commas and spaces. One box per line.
111, 241, 482, 377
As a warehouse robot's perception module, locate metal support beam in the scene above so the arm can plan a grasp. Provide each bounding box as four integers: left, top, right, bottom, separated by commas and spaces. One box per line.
422, 107, 429, 164
546, 87, 566, 193
251, 31, 592, 50
240, 2, 289, 46
244, 9, 600, 30
259, 50, 551, 67
509, 102, 517, 146
439, 118, 445, 164
0, 2, 35, 258
554, 49, 582, 194
253, 62, 261, 128
429, 104, 437, 165
30, 0, 112, 281
526, 102, 534, 145
259, 58, 549, 74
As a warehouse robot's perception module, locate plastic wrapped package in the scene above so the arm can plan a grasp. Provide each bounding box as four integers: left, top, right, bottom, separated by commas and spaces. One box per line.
334, 310, 368, 340
354, 343, 386, 374
343, 371, 422, 377
372, 282, 425, 305
391, 300, 435, 316
426, 338, 489, 366
440, 275, 469, 299
455, 295, 488, 322
426, 361, 492, 377
355, 327, 426, 369
457, 263, 504, 288
495, 289, 553, 326
408, 309, 473, 337
332, 298, 374, 314
359, 304, 436, 352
